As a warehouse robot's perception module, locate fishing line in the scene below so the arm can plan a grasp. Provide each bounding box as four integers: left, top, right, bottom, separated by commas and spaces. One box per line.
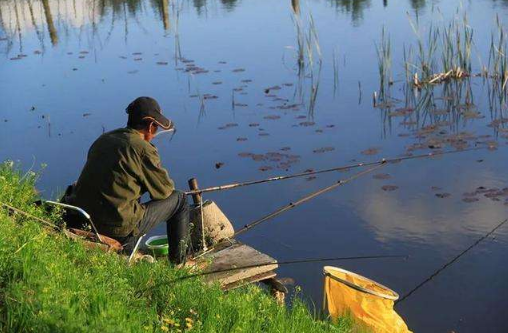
135, 254, 408, 297
396, 218, 508, 305
185, 147, 485, 196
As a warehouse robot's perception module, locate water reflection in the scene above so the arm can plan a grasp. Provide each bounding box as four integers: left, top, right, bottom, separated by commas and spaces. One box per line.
327, 0, 371, 24
191, 0, 239, 14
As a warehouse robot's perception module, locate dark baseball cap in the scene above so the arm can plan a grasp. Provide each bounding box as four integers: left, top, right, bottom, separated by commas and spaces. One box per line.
126, 97, 173, 130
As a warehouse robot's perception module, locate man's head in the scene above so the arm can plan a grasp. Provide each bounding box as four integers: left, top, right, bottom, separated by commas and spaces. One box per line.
126, 97, 173, 141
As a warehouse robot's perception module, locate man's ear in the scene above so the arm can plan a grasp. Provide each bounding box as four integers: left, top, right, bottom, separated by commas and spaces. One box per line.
149, 122, 157, 134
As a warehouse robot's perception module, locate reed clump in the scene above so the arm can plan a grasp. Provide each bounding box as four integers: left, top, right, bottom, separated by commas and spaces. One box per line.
380, 9, 508, 89
0, 161, 355, 333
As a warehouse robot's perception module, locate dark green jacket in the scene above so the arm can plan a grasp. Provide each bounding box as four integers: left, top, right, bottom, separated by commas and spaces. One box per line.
68, 128, 174, 237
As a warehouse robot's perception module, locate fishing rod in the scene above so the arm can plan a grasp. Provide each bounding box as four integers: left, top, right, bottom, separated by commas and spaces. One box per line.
191, 163, 386, 259
185, 147, 485, 196
234, 163, 386, 237
135, 254, 408, 297
0, 202, 58, 230
396, 218, 508, 305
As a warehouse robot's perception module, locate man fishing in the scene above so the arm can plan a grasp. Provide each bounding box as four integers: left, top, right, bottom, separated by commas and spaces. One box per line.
64, 96, 189, 265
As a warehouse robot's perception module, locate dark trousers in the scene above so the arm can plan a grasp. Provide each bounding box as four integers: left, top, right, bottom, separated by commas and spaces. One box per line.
121, 191, 190, 264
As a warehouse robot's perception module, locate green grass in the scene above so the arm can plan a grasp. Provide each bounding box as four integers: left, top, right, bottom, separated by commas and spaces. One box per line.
0, 162, 357, 333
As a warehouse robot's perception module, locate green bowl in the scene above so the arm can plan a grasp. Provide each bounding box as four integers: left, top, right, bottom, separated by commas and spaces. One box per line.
145, 235, 169, 256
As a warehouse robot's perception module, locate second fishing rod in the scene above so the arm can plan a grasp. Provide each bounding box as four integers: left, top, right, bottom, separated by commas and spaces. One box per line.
191, 146, 492, 258
185, 147, 485, 196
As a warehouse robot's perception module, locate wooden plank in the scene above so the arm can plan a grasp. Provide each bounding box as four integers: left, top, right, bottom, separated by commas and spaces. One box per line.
199, 240, 278, 287
222, 271, 277, 291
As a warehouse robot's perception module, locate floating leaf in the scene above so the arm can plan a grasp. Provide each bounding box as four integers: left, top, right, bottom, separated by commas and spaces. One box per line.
381, 185, 398, 192
215, 162, 224, 169
299, 121, 315, 127
264, 86, 281, 94
306, 176, 317, 181
361, 148, 380, 155
236, 137, 247, 142
435, 193, 451, 198
259, 166, 273, 172
280, 147, 291, 151
462, 197, 479, 203
264, 115, 280, 120
249, 123, 260, 127
212, 81, 222, 85
82, 113, 92, 117
232, 68, 245, 72
156, 61, 168, 65
313, 147, 335, 153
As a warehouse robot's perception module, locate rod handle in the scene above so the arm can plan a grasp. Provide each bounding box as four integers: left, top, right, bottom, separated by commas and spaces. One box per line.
188, 178, 202, 205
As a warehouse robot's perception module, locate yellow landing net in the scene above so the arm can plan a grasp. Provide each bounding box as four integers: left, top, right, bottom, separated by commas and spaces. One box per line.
323, 266, 412, 333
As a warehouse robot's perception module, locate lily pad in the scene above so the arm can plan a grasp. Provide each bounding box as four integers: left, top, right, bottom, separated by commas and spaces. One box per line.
361, 148, 380, 156
381, 185, 398, 192
313, 147, 335, 153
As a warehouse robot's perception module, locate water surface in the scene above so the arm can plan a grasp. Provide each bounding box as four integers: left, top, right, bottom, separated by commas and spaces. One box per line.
1, 0, 508, 331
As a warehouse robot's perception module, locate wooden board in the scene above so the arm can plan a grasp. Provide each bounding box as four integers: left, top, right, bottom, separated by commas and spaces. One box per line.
222, 271, 277, 291
198, 240, 278, 289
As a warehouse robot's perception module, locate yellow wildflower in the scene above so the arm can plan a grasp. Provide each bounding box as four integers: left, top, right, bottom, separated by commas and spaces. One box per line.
161, 326, 169, 332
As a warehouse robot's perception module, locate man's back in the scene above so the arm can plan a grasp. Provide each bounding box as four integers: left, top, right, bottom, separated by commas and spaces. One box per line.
67, 127, 174, 237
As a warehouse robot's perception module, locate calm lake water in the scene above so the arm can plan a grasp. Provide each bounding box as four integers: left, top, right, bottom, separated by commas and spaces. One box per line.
1, 0, 508, 331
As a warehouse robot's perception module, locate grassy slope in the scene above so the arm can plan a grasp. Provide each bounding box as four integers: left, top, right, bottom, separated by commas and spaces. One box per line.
0, 162, 356, 333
